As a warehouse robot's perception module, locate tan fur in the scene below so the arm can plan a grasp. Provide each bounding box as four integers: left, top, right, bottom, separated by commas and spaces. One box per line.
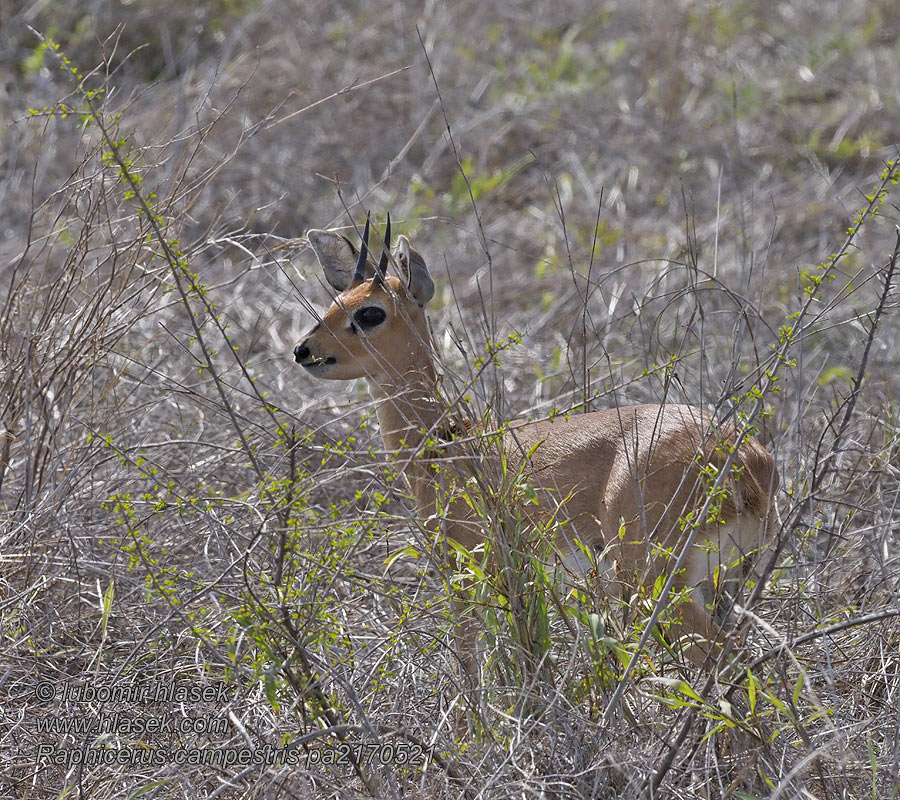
295, 225, 779, 669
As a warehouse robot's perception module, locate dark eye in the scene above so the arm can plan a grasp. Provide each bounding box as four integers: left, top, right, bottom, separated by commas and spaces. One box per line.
354, 306, 386, 329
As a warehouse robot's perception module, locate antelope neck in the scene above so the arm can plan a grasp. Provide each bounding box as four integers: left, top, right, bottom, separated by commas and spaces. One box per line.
370, 362, 443, 455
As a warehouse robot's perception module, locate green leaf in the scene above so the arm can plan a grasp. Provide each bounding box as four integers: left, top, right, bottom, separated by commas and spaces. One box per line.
385, 544, 419, 569
264, 675, 280, 712
766, 691, 787, 715
646, 676, 704, 703
817, 365, 853, 386
792, 671, 804, 708
100, 580, 115, 637
126, 781, 173, 799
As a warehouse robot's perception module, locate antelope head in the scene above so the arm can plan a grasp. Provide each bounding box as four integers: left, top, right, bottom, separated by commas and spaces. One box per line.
294, 214, 436, 382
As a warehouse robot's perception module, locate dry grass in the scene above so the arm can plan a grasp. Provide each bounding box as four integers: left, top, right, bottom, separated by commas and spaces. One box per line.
2, 1, 900, 798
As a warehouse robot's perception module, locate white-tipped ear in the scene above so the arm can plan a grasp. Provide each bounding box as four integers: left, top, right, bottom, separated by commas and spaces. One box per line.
395, 235, 435, 307
306, 229, 358, 292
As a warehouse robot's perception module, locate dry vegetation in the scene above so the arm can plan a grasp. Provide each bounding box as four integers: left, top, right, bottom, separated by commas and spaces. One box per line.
2, 0, 900, 797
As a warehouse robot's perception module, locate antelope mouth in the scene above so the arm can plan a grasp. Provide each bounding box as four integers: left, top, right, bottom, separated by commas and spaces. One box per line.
299, 355, 337, 372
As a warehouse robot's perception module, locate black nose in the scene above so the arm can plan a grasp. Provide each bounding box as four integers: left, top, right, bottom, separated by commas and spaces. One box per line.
293, 344, 309, 363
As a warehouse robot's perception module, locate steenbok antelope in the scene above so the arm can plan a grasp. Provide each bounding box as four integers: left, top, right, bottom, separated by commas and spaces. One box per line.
293, 215, 778, 670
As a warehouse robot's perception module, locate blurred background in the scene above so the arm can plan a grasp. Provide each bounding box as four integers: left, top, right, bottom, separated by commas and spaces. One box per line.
2, 1, 900, 798
3, 0, 899, 413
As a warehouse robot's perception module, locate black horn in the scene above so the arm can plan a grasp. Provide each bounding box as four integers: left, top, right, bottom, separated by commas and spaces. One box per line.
353, 212, 371, 283
376, 212, 391, 278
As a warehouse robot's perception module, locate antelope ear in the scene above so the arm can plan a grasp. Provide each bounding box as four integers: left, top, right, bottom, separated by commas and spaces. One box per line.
306, 229, 360, 292
395, 235, 435, 307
